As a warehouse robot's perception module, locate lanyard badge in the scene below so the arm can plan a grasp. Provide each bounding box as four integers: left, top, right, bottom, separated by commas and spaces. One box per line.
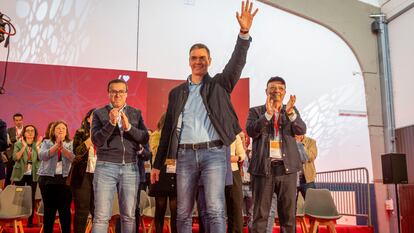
269, 112, 282, 159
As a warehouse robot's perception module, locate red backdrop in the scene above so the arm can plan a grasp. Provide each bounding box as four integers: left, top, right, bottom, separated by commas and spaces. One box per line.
0, 62, 249, 137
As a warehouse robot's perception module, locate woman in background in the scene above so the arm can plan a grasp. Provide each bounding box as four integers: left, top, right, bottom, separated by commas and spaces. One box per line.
149, 113, 177, 233
11, 125, 41, 227
70, 109, 96, 233
38, 120, 74, 233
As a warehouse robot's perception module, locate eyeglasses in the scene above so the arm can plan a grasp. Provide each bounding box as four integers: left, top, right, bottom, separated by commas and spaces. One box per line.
109, 90, 127, 95
267, 86, 285, 91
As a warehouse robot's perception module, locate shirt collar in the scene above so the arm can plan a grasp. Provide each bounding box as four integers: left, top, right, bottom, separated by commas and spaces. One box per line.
187, 74, 209, 86
109, 103, 127, 111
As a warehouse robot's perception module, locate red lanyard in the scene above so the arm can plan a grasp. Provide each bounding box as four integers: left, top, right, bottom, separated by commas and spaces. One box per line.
93, 145, 97, 157
27, 146, 32, 161
273, 112, 280, 137
58, 148, 62, 161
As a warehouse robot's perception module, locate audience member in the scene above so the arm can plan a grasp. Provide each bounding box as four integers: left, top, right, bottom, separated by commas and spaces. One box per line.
225, 133, 246, 233
149, 113, 177, 233
295, 134, 318, 199
0, 119, 6, 189
11, 125, 41, 227
70, 108, 96, 233
5, 113, 24, 186
38, 120, 74, 233
91, 78, 149, 233
246, 76, 306, 233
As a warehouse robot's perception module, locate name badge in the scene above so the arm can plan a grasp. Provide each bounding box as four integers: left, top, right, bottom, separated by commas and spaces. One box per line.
269, 140, 282, 159
166, 159, 176, 174
144, 161, 151, 173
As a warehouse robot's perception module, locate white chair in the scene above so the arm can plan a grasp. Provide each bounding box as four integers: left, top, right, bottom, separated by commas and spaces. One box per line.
0, 185, 32, 233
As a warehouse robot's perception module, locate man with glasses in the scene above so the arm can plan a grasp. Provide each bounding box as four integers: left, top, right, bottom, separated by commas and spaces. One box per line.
91, 78, 149, 233
246, 76, 306, 233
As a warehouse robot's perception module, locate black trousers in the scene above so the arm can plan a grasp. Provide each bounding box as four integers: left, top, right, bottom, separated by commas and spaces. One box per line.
14, 175, 37, 225
225, 170, 244, 233
39, 175, 72, 233
251, 163, 297, 233
72, 173, 94, 233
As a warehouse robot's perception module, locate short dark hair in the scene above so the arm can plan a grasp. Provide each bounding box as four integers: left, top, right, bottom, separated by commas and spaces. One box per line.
189, 43, 210, 58
13, 113, 23, 119
267, 76, 286, 87
107, 79, 128, 92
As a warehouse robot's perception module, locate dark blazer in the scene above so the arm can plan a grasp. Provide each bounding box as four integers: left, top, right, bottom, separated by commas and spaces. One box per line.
6, 127, 18, 160
153, 36, 251, 169
91, 105, 149, 163
70, 128, 90, 187
0, 119, 7, 152
246, 105, 306, 176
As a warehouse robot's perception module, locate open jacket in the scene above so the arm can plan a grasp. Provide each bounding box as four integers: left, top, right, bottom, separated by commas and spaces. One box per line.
302, 136, 317, 183
92, 105, 149, 163
246, 105, 306, 176
153, 36, 251, 169
11, 141, 41, 182
70, 128, 91, 187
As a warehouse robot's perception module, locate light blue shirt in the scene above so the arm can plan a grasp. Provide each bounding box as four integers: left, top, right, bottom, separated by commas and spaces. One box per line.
179, 77, 220, 144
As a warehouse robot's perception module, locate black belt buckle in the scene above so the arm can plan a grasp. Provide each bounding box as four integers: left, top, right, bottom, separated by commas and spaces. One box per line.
271, 160, 283, 166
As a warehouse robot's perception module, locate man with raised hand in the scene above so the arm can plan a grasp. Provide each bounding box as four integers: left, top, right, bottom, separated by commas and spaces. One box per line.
151, 1, 258, 232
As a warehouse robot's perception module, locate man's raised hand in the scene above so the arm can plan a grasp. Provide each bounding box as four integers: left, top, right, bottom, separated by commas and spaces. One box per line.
236, 0, 259, 32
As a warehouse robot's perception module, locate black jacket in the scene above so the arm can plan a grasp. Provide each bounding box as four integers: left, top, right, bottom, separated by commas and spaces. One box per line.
0, 119, 7, 152
246, 105, 306, 176
92, 105, 149, 163
70, 127, 91, 187
153, 36, 251, 169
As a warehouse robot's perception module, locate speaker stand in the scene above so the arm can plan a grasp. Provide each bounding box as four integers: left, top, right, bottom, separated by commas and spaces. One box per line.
395, 183, 401, 233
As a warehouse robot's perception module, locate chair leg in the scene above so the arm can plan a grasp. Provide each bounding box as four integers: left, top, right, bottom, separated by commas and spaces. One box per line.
165, 218, 171, 233
327, 221, 337, 233
299, 217, 308, 233
147, 219, 155, 233
309, 219, 319, 233
140, 217, 147, 233
18, 220, 24, 233
57, 218, 62, 233
13, 220, 19, 233
85, 218, 92, 233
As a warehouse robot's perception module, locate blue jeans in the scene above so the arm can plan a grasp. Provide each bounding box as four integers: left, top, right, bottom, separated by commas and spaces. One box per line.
176, 145, 227, 233
92, 161, 139, 233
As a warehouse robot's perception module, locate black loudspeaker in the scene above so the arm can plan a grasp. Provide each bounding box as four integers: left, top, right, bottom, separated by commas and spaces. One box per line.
381, 153, 408, 184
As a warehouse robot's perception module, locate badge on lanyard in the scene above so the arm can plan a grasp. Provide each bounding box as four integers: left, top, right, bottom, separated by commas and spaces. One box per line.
166, 159, 176, 174
269, 140, 282, 159
269, 112, 282, 159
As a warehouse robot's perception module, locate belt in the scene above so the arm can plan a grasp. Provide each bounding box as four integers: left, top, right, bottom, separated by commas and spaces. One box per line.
271, 160, 284, 166
179, 140, 223, 150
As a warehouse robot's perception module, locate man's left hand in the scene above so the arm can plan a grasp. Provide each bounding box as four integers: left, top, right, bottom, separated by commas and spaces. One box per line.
236, 0, 259, 32
286, 95, 296, 114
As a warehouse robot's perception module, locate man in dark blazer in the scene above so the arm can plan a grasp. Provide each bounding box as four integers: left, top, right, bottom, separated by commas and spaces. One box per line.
246, 76, 306, 233
5, 113, 24, 186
